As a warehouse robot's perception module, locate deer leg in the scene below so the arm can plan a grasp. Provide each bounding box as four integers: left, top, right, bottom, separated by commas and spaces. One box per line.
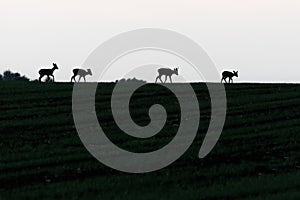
156, 75, 163, 83
159, 76, 163, 83
164, 75, 167, 83
78, 76, 82, 82
83, 76, 86, 82
39, 75, 44, 82
221, 77, 226, 83
169, 76, 172, 83
51, 75, 55, 82
71, 75, 75, 82
155, 75, 161, 83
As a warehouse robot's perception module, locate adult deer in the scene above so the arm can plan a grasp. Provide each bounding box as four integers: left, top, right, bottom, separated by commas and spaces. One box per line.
155, 68, 178, 83
221, 70, 238, 83
38, 63, 59, 82
71, 68, 92, 82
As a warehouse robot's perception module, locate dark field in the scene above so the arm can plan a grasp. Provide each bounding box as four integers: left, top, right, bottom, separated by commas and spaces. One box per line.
1, 82, 300, 199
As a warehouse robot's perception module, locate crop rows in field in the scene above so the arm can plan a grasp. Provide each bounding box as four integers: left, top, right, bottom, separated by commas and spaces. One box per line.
1, 82, 300, 199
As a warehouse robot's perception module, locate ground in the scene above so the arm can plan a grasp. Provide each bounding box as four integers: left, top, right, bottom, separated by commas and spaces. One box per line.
1, 82, 300, 199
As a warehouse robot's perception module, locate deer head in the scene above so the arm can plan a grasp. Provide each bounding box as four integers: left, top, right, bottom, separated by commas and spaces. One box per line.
174, 68, 179, 75
233, 70, 238, 77
53, 63, 59, 70
87, 69, 92, 76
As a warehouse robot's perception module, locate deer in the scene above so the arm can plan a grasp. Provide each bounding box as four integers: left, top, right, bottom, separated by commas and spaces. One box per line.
221, 70, 238, 83
71, 68, 92, 82
38, 63, 59, 82
155, 68, 178, 83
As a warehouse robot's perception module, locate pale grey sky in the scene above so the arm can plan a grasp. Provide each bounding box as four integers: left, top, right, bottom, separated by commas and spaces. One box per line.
0, 0, 300, 82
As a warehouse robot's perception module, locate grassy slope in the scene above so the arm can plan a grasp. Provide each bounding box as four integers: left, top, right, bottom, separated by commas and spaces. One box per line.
1, 82, 300, 199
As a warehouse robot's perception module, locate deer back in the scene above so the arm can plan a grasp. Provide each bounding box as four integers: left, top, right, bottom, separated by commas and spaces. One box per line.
73, 69, 87, 76
158, 68, 175, 76
39, 68, 54, 75
222, 71, 234, 78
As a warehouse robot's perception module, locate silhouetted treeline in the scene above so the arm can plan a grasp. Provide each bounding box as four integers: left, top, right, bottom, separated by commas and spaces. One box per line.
116, 78, 147, 83
0, 70, 29, 82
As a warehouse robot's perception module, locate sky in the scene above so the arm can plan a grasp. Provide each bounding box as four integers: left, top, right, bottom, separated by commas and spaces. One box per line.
0, 0, 300, 82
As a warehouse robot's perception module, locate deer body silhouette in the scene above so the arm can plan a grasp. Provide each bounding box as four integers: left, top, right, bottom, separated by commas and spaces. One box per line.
155, 68, 178, 83
71, 68, 92, 82
38, 63, 59, 82
221, 70, 238, 83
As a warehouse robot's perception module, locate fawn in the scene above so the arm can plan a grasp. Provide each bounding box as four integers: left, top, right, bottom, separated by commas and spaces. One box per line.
39, 63, 59, 82
71, 68, 92, 82
221, 70, 238, 83
155, 68, 178, 83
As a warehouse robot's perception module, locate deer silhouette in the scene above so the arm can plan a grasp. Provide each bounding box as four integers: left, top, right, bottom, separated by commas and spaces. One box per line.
155, 68, 178, 83
38, 63, 59, 82
221, 70, 238, 83
71, 68, 92, 82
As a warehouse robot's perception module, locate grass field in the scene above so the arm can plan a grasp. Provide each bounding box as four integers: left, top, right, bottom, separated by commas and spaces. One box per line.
1, 82, 300, 199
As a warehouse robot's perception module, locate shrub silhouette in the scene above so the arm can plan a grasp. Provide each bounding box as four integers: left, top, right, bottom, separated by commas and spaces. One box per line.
117, 78, 146, 83
2, 70, 29, 82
